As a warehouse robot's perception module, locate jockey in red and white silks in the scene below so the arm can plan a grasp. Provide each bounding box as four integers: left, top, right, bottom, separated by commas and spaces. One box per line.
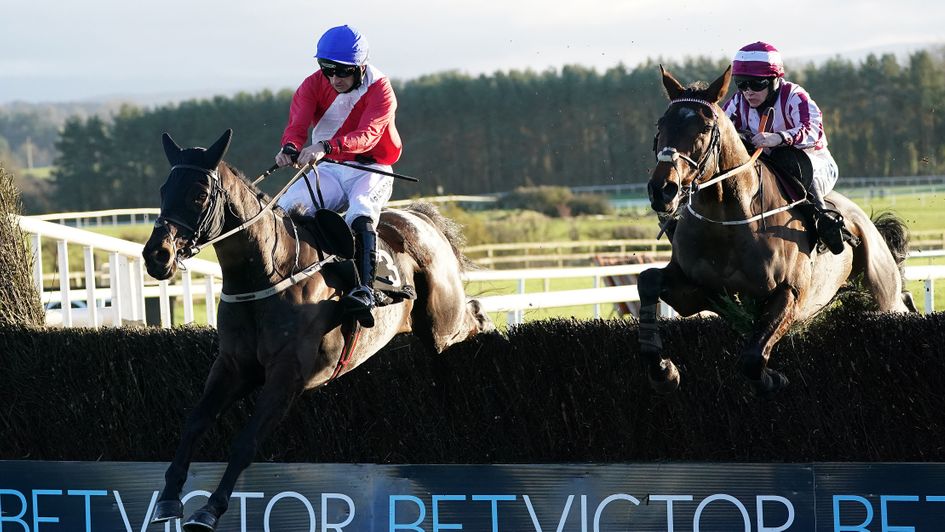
723, 80, 838, 200
274, 24, 403, 326
276, 60, 401, 226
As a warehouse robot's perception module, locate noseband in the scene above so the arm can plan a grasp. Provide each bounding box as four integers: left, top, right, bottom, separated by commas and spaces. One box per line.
652, 98, 722, 189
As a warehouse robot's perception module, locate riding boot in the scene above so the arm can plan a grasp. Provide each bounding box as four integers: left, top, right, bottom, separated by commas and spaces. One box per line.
341, 216, 377, 327
807, 187, 846, 255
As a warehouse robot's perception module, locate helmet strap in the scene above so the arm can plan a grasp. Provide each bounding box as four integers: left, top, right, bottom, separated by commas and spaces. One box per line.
344, 66, 366, 93
762, 78, 780, 107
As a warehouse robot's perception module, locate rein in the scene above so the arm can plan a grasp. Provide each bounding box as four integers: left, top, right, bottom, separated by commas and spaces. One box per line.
190, 162, 315, 255
159, 161, 344, 302
659, 100, 803, 226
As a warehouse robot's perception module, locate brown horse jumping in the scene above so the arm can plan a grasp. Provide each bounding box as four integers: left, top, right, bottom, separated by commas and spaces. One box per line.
639, 66, 916, 397
142, 130, 494, 531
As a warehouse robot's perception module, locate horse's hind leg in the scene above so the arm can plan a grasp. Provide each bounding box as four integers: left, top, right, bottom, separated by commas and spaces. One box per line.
637, 263, 712, 393
411, 267, 489, 354
739, 284, 796, 397
152, 356, 259, 524
182, 360, 302, 531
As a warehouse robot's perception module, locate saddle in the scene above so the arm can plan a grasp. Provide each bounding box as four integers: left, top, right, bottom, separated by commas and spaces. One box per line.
299, 209, 416, 308
760, 148, 859, 252
759, 146, 811, 203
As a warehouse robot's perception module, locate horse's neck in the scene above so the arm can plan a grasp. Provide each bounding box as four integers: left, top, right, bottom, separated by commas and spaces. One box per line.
695, 129, 760, 218
213, 173, 293, 287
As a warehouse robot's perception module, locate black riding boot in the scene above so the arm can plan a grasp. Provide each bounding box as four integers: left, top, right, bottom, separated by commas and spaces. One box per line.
341, 216, 378, 327
807, 187, 846, 255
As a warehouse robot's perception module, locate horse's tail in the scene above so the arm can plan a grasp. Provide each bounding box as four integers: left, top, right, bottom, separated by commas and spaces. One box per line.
872, 210, 909, 277
405, 201, 473, 271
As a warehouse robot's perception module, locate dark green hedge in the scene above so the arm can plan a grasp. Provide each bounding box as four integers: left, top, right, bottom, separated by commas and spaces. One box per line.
2, 310, 943, 463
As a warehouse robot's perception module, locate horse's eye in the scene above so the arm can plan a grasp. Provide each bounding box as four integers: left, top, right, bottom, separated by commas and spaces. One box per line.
195, 192, 208, 201
702, 125, 712, 133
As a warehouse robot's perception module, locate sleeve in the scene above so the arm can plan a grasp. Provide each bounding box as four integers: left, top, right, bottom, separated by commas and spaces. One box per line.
280, 75, 320, 150
331, 78, 397, 154
781, 86, 825, 149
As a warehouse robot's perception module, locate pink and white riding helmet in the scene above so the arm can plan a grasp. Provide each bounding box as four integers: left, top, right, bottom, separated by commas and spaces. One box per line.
732, 41, 785, 78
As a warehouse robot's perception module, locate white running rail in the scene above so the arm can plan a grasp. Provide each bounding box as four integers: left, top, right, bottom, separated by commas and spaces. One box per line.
18, 215, 221, 328
466, 262, 945, 324
18, 215, 945, 328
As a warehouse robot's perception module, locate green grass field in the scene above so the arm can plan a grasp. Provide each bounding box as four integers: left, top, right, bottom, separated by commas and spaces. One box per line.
55, 189, 943, 326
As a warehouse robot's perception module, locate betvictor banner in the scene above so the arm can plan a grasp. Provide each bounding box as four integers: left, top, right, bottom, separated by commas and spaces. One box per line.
0, 462, 942, 531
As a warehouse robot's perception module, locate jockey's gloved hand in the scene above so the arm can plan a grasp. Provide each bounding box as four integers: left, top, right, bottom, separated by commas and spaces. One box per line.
751, 132, 783, 148
274, 143, 300, 168
296, 142, 327, 166
282, 144, 300, 160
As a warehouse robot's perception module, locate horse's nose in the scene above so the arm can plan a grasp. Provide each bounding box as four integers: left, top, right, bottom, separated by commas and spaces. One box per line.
142, 239, 175, 279
648, 180, 679, 209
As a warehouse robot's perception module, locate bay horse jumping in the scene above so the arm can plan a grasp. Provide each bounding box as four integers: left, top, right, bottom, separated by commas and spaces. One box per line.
639, 66, 916, 397
142, 130, 494, 531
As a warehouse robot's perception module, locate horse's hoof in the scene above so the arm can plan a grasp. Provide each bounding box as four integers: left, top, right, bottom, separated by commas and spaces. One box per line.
648, 360, 681, 394
150, 499, 183, 523
183, 509, 219, 531
749, 368, 789, 399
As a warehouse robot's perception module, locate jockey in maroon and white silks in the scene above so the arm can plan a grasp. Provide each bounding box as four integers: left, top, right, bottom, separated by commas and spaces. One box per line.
724, 41, 845, 254
723, 79, 838, 199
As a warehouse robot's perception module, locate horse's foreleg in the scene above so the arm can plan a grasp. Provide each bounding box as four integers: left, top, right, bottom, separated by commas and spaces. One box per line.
637, 263, 712, 393
740, 284, 797, 397
182, 360, 302, 532
152, 357, 257, 524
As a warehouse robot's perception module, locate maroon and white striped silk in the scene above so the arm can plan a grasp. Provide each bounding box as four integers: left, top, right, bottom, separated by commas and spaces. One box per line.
723, 80, 828, 151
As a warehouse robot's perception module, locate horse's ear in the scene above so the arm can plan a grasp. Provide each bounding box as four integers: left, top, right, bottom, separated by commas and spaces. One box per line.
203, 129, 233, 169
660, 65, 685, 101
706, 65, 733, 104
162, 132, 183, 165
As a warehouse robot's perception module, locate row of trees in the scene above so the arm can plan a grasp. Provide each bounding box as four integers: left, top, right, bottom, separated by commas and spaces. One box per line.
42, 48, 945, 212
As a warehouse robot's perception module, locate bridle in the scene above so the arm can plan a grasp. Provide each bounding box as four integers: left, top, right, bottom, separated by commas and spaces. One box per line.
153, 162, 345, 302
653, 98, 723, 191
154, 164, 230, 262
652, 98, 803, 226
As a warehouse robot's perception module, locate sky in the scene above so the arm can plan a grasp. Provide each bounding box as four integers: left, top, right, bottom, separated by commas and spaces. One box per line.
2, 0, 943, 104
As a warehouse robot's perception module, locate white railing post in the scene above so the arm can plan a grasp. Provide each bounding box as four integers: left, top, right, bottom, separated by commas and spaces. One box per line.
57, 240, 72, 327
118, 255, 134, 323
159, 280, 171, 328
925, 278, 934, 316
109, 253, 122, 326
131, 258, 146, 324
516, 278, 525, 324
593, 275, 601, 319
205, 276, 217, 327
658, 299, 677, 318
83, 246, 98, 327
182, 269, 194, 324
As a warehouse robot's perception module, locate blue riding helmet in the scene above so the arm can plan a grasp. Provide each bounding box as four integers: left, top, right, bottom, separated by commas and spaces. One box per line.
315, 25, 370, 66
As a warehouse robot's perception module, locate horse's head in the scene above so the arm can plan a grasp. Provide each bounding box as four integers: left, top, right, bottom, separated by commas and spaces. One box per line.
142, 129, 232, 280
648, 66, 732, 214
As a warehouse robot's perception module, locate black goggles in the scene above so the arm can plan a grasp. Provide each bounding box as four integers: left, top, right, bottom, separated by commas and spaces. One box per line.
318, 61, 358, 79
735, 78, 772, 92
